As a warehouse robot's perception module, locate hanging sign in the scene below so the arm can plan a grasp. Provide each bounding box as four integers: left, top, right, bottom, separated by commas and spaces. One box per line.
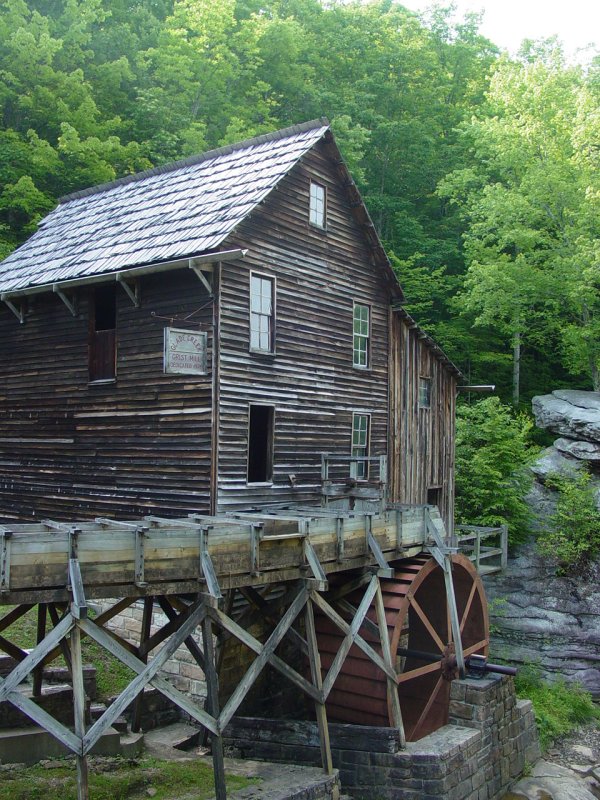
164, 327, 207, 375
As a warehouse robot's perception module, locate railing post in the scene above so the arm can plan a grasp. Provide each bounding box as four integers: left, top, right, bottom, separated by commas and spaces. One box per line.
474, 531, 481, 572
500, 524, 508, 571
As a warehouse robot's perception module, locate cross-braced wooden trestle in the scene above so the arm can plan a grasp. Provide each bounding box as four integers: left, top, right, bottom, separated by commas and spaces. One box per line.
0, 570, 405, 800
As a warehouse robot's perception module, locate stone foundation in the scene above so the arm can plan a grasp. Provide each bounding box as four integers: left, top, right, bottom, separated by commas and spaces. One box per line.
224, 675, 540, 800
92, 600, 207, 702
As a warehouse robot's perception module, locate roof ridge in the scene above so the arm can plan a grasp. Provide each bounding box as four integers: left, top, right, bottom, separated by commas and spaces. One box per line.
58, 118, 330, 205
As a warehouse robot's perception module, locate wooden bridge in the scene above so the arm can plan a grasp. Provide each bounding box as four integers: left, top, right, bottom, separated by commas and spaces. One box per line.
0, 505, 483, 800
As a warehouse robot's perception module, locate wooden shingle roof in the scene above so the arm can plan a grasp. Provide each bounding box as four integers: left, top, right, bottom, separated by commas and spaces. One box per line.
0, 119, 330, 294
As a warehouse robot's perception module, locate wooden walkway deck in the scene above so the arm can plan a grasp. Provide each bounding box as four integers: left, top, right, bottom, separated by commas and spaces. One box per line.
0, 505, 439, 605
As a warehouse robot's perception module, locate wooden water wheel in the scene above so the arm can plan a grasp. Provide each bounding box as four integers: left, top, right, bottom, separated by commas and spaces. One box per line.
315, 553, 489, 741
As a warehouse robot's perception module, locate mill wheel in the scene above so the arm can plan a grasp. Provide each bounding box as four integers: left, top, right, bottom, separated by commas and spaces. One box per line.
315, 553, 489, 741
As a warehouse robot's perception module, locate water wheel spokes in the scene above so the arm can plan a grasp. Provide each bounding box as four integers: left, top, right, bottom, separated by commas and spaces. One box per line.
315, 553, 489, 742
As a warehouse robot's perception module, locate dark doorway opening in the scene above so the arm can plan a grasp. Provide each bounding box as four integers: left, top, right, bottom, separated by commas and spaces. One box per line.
247, 405, 274, 483
89, 284, 117, 381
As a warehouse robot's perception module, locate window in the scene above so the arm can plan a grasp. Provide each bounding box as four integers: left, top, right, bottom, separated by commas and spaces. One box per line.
353, 303, 370, 368
250, 273, 275, 353
89, 284, 116, 382
419, 377, 431, 408
247, 404, 274, 484
351, 413, 370, 479
427, 486, 441, 507
309, 181, 326, 228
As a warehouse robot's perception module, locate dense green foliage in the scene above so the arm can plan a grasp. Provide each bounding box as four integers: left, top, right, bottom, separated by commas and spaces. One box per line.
0, 756, 254, 800
455, 397, 535, 543
537, 470, 600, 573
0, 0, 598, 403
515, 663, 600, 750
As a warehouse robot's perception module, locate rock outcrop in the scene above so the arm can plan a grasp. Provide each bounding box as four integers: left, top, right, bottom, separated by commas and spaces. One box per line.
483, 390, 600, 697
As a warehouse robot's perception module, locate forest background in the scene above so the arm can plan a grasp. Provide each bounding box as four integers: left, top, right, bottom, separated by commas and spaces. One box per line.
0, 0, 598, 407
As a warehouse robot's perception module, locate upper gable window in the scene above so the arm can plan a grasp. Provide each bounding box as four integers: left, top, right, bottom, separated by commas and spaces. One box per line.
250, 273, 275, 353
353, 303, 370, 368
309, 181, 326, 228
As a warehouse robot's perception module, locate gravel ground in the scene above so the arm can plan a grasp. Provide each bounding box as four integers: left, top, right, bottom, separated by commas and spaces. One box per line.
544, 721, 600, 771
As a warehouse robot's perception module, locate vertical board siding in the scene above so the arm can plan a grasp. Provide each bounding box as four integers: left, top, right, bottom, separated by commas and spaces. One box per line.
389, 310, 457, 531
0, 272, 213, 522
217, 141, 391, 510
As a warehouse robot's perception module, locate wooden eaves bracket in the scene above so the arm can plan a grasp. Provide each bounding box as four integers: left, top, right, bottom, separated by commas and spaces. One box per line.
2, 297, 25, 323
53, 285, 78, 317
116, 275, 140, 307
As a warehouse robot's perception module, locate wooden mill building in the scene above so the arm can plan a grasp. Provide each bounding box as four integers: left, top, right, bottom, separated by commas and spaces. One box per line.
0, 119, 459, 528
0, 121, 504, 800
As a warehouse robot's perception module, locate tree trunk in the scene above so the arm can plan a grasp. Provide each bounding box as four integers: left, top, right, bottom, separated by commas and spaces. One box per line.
512, 330, 521, 407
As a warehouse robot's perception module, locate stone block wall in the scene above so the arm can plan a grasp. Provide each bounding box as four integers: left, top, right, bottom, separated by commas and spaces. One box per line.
224, 675, 541, 800
92, 600, 207, 702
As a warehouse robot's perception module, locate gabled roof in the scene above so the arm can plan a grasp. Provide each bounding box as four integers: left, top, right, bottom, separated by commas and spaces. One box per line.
0, 120, 332, 294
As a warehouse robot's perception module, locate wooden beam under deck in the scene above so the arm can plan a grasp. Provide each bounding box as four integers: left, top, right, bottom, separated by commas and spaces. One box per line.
0, 505, 437, 605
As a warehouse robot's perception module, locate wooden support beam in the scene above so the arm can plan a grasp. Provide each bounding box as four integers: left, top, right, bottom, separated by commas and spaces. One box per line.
374, 580, 405, 746
0, 612, 74, 701
202, 615, 226, 800
52, 285, 78, 317
217, 587, 310, 730
304, 596, 333, 775
3, 298, 24, 323
71, 619, 89, 799
0, 604, 34, 635
0, 528, 12, 593
155, 596, 206, 669
321, 576, 379, 700
210, 591, 321, 725
310, 591, 396, 682
132, 597, 153, 733
79, 604, 217, 752
33, 604, 47, 698
116, 276, 140, 307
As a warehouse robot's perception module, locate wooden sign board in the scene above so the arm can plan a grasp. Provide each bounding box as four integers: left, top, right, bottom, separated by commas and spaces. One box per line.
164, 327, 207, 375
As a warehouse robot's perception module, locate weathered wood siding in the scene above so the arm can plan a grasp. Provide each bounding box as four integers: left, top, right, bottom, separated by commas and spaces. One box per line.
217, 140, 392, 510
0, 272, 213, 522
388, 309, 457, 531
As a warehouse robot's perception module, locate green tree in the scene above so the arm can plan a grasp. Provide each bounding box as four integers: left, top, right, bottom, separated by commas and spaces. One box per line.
439, 47, 600, 402
455, 397, 535, 544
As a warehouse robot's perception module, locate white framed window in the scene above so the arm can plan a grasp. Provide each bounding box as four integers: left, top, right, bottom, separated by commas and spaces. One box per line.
247, 404, 275, 484
419, 377, 431, 408
353, 302, 370, 368
250, 273, 275, 353
309, 181, 326, 228
351, 412, 370, 479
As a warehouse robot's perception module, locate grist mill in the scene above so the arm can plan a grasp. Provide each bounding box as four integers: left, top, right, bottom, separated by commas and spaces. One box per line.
0, 120, 539, 799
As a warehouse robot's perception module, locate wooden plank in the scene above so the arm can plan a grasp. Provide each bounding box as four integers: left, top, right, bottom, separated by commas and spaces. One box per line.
321, 576, 378, 699
202, 615, 226, 800
71, 620, 90, 799
305, 596, 333, 775
217, 587, 309, 730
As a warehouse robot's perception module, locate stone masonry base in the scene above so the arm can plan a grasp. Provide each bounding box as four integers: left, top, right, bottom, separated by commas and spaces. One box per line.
224, 675, 541, 800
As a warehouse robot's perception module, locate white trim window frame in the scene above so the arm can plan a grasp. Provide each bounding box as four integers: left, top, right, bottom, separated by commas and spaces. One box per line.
250, 272, 275, 354
351, 412, 371, 480
309, 181, 326, 229
352, 302, 370, 369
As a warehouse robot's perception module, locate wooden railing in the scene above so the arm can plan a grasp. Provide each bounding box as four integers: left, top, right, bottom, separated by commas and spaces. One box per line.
320, 453, 388, 511
455, 524, 508, 575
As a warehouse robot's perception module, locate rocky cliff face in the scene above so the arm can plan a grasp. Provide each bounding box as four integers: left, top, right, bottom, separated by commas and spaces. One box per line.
483, 543, 600, 698
483, 390, 600, 697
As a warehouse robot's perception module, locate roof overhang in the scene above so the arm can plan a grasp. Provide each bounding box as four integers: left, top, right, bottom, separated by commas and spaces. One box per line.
0, 248, 247, 301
